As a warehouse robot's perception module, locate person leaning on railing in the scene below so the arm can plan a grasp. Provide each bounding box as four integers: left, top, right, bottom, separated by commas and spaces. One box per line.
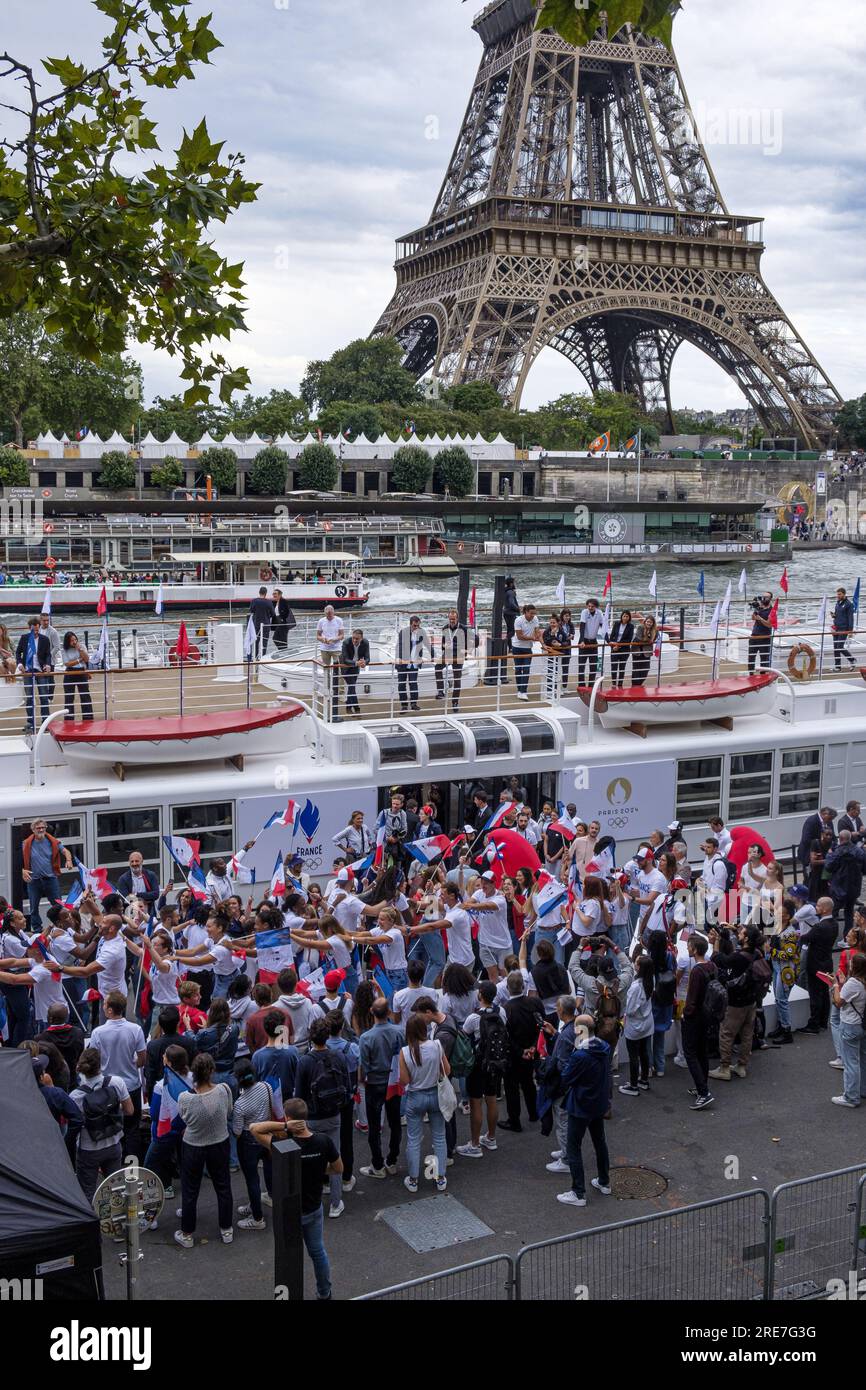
338, 628, 370, 718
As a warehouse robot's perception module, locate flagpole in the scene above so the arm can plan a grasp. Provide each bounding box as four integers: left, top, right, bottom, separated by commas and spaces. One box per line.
636, 430, 642, 504
818, 596, 827, 679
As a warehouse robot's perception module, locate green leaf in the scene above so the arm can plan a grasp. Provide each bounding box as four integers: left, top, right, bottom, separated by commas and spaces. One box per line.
43, 55, 87, 86
603, 0, 647, 37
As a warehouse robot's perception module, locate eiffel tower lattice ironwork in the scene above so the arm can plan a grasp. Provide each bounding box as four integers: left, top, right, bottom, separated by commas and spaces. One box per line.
373, 0, 841, 446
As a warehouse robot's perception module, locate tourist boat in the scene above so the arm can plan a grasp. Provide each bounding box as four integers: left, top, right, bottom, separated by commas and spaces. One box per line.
0, 551, 369, 613
257, 631, 481, 700
49, 704, 304, 774
571, 671, 782, 732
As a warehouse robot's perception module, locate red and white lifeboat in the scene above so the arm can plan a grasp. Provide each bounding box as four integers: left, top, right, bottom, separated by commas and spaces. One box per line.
578, 671, 780, 729
50, 704, 304, 769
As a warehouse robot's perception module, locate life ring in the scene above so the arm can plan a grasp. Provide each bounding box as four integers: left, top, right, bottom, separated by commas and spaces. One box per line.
788, 643, 816, 680
334, 584, 348, 598
745, 544, 753, 552
456, 542, 465, 554
259, 567, 272, 582
44, 556, 58, 569
43, 522, 55, 534
429, 537, 446, 554
168, 642, 202, 666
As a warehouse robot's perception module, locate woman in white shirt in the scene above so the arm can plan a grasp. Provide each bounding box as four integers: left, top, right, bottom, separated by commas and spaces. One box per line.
739, 843, 768, 924
398, 1014, 450, 1194
571, 876, 610, 939
148, 928, 181, 1034
619, 956, 655, 1097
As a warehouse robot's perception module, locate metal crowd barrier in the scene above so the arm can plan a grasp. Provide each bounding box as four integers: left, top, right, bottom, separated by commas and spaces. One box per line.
353, 1254, 515, 1302
355, 1164, 866, 1302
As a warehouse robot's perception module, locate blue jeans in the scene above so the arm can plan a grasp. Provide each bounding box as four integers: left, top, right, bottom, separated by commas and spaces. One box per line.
609, 922, 632, 952
773, 963, 791, 1030
513, 648, 532, 695
409, 930, 446, 986
301, 1205, 331, 1298
566, 1113, 610, 1199
532, 927, 564, 965
24, 672, 53, 732
212, 968, 243, 999
405, 1086, 447, 1181
652, 1031, 666, 1075
385, 968, 409, 991
27, 874, 61, 929
839, 1021, 866, 1105
830, 1001, 841, 1058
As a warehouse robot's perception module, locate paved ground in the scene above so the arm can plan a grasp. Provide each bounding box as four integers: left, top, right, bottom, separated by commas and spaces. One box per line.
104, 1026, 866, 1301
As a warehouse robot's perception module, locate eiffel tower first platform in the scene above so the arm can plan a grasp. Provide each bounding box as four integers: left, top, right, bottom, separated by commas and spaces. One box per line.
374, 0, 841, 446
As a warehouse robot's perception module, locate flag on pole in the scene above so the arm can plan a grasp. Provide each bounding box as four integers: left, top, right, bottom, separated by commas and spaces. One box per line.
768, 600, 780, 631
720, 580, 733, 620
549, 806, 577, 842
264, 799, 298, 830
162, 835, 201, 870
41, 588, 52, 616
738, 568, 748, 596
96, 585, 107, 617
468, 587, 476, 628
602, 570, 612, 598
648, 570, 658, 599
187, 860, 210, 902
228, 850, 254, 885
155, 582, 164, 617
243, 615, 257, 659
405, 834, 453, 866
263, 1071, 285, 1120
697, 572, 705, 599
555, 575, 566, 607
780, 567, 789, 595
624, 435, 639, 453
94, 617, 109, 668
853, 578, 861, 614
156, 1068, 194, 1137
817, 595, 828, 631
709, 599, 721, 634
601, 602, 612, 641
588, 431, 611, 455
268, 852, 286, 902
483, 801, 519, 832
534, 870, 569, 920
585, 846, 615, 879
175, 622, 191, 662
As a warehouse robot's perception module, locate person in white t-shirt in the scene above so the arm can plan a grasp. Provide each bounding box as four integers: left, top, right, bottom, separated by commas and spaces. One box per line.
739, 843, 768, 923
708, 817, 733, 860
0, 938, 66, 1031
700, 835, 729, 926
57, 914, 143, 1021
410, 884, 475, 970
350, 906, 410, 990
205, 859, 234, 903
316, 605, 345, 717
512, 604, 542, 699
89, 990, 147, 1156
147, 928, 182, 1033
628, 846, 669, 942
391, 959, 429, 1025
471, 872, 513, 980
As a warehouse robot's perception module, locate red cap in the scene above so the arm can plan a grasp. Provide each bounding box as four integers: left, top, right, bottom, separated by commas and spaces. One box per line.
324, 968, 346, 992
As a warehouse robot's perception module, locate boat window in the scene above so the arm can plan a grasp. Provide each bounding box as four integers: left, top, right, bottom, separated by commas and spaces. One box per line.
464, 718, 512, 757
508, 716, 556, 753
96, 807, 161, 878
171, 802, 234, 869
373, 726, 419, 766
36, 815, 86, 902
422, 723, 467, 762
778, 747, 822, 817
676, 756, 722, 823
727, 751, 773, 821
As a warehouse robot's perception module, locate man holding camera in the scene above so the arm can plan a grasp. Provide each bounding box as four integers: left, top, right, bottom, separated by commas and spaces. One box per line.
748, 592, 774, 674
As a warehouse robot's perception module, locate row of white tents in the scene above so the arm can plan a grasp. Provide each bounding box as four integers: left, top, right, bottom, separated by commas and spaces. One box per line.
33, 430, 517, 462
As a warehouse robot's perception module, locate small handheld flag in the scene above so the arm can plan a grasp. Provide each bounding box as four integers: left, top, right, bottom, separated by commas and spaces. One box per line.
555, 574, 566, 607
162, 834, 201, 870
175, 622, 191, 662
738, 567, 748, 596
269, 852, 286, 902
780, 567, 789, 596
244, 615, 257, 659
41, 588, 52, 617
96, 585, 107, 617
187, 860, 210, 902
768, 600, 780, 631
265, 799, 298, 830
853, 578, 861, 614
468, 587, 477, 628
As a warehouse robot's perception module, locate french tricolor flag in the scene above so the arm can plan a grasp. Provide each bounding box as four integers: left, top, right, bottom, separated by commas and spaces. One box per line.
349, 851, 374, 875
484, 801, 519, 832
534, 870, 568, 920
373, 822, 387, 870
269, 852, 286, 902
187, 860, 210, 902
265, 799, 298, 831
156, 1068, 193, 1137
549, 805, 578, 842
264, 1072, 284, 1120
163, 834, 201, 870
585, 846, 615, 879
405, 834, 452, 866
228, 850, 254, 885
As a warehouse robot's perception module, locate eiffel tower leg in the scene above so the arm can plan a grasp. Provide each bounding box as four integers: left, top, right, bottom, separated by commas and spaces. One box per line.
618, 325, 680, 431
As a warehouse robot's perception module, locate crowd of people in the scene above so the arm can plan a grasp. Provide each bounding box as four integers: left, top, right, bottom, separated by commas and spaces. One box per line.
2, 787, 866, 1295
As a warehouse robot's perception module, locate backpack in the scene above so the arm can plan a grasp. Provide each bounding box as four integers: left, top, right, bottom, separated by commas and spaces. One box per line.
713, 855, 738, 893
653, 953, 677, 1009
308, 1051, 350, 1118
80, 1081, 123, 1144
478, 1011, 510, 1077
702, 975, 728, 1024
750, 955, 773, 1004
593, 982, 623, 1048
436, 1020, 475, 1078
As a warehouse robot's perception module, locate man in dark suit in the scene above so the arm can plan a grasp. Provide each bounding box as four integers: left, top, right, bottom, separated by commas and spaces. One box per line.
339, 628, 370, 717
838, 799, 864, 844
798, 806, 837, 873
270, 589, 297, 652
248, 587, 276, 650
117, 851, 161, 906
15, 617, 54, 733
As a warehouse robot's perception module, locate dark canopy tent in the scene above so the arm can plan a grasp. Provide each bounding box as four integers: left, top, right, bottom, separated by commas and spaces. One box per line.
0, 1050, 103, 1299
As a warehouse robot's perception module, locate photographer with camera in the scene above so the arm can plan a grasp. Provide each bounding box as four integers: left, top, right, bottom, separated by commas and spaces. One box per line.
748, 592, 775, 674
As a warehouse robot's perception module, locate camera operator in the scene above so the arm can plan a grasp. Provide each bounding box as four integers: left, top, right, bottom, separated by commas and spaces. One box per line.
748, 592, 774, 674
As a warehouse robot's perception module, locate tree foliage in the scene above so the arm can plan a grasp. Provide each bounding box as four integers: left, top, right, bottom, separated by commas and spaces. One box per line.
443, 381, 502, 414
433, 445, 474, 498
0, 444, 30, 486
837, 397, 866, 450
0, 1, 258, 405
138, 394, 228, 443
150, 455, 183, 490
534, 0, 679, 47
248, 445, 289, 496
390, 445, 432, 494
228, 390, 308, 438
297, 442, 338, 493
97, 449, 135, 490
198, 446, 237, 495
301, 338, 419, 412
316, 401, 384, 440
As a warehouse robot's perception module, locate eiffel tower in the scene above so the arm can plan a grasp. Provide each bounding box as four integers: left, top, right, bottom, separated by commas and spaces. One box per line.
374, 0, 841, 446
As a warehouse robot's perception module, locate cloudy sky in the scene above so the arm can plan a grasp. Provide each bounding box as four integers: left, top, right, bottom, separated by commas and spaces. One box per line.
6, 0, 866, 412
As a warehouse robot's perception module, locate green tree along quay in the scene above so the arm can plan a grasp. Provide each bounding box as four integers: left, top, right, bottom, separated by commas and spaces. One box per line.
301, 338, 419, 412
97, 449, 135, 490
442, 381, 502, 414
534, 0, 680, 47
228, 389, 308, 439
297, 442, 338, 493
0, 1, 258, 406
248, 445, 289, 497
0, 444, 30, 486
137, 393, 229, 443
837, 396, 866, 450
316, 401, 384, 441
433, 445, 474, 499
198, 446, 237, 495
150, 455, 183, 490
391, 445, 432, 494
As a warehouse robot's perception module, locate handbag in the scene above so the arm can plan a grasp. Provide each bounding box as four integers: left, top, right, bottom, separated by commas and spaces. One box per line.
437, 1049, 458, 1121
